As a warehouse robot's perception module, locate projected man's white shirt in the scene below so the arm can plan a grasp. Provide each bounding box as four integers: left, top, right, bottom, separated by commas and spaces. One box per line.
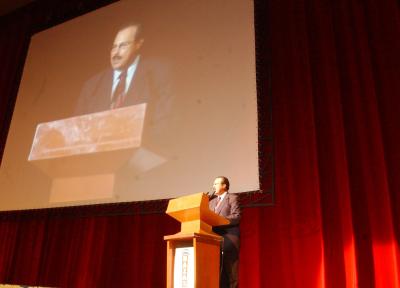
111, 55, 140, 98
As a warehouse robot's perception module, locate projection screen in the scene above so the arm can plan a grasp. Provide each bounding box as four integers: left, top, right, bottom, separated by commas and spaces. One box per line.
0, 0, 259, 211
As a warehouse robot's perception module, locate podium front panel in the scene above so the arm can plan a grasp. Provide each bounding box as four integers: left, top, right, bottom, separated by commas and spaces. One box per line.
174, 247, 195, 288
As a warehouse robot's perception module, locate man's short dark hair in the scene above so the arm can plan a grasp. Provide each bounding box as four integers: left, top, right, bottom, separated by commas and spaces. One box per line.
216, 176, 230, 190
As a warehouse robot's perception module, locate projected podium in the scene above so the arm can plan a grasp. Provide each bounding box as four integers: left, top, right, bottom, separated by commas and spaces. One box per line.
28, 104, 146, 203
164, 192, 229, 288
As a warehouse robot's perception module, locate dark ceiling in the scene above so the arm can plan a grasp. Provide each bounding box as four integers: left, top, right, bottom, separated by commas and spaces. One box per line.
0, 0, 35, 16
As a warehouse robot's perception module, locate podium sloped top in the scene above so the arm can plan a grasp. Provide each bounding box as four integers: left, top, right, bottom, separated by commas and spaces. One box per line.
166, 192, 229, 227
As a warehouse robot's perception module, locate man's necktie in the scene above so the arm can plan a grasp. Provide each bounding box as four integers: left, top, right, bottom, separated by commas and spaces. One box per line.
215, 196, 222, 211
111, 70, 127, 109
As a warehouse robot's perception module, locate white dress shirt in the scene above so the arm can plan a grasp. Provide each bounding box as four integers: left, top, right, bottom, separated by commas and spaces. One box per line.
111, 55, 140, 99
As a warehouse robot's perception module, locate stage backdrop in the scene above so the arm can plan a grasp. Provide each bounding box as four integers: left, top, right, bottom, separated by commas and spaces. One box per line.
1, 0, 400, 287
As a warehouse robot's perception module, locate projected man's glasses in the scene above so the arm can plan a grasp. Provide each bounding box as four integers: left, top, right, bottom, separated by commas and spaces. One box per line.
111, 41, 133, 51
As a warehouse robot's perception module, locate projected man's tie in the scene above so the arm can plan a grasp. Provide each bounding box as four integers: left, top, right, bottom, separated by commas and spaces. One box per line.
111, 70, 127, 109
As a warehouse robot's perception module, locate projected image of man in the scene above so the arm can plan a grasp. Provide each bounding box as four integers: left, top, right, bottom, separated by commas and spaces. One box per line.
110, 24, 143, 109
76, 24, 155, 115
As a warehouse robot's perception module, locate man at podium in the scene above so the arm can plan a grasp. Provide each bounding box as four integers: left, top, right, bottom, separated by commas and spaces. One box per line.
209, 176, 241, 288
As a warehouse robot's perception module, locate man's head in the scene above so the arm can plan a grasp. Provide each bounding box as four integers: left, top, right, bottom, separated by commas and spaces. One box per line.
110, 24, 144, 71
213, 176, 230, 196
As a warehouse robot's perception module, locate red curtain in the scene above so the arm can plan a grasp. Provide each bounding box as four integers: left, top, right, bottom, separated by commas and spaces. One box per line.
1, 0, 400, 287
0, 211, 179, 287
241, 0, 400, 286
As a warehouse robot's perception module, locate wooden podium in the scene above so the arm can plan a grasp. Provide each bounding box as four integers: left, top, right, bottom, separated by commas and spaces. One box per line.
164, 192, 229, 288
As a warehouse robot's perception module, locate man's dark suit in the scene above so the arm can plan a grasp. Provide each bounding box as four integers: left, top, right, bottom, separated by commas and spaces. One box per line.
75, 58, 166, 116
209, 193, 241, 288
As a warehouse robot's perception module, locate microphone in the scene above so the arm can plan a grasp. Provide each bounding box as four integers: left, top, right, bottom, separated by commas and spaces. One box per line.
206, 188, 216, 199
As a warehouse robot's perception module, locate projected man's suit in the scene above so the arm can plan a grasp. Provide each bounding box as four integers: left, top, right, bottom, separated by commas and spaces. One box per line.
76, 58, 156, 115
76, 23, 166, 115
